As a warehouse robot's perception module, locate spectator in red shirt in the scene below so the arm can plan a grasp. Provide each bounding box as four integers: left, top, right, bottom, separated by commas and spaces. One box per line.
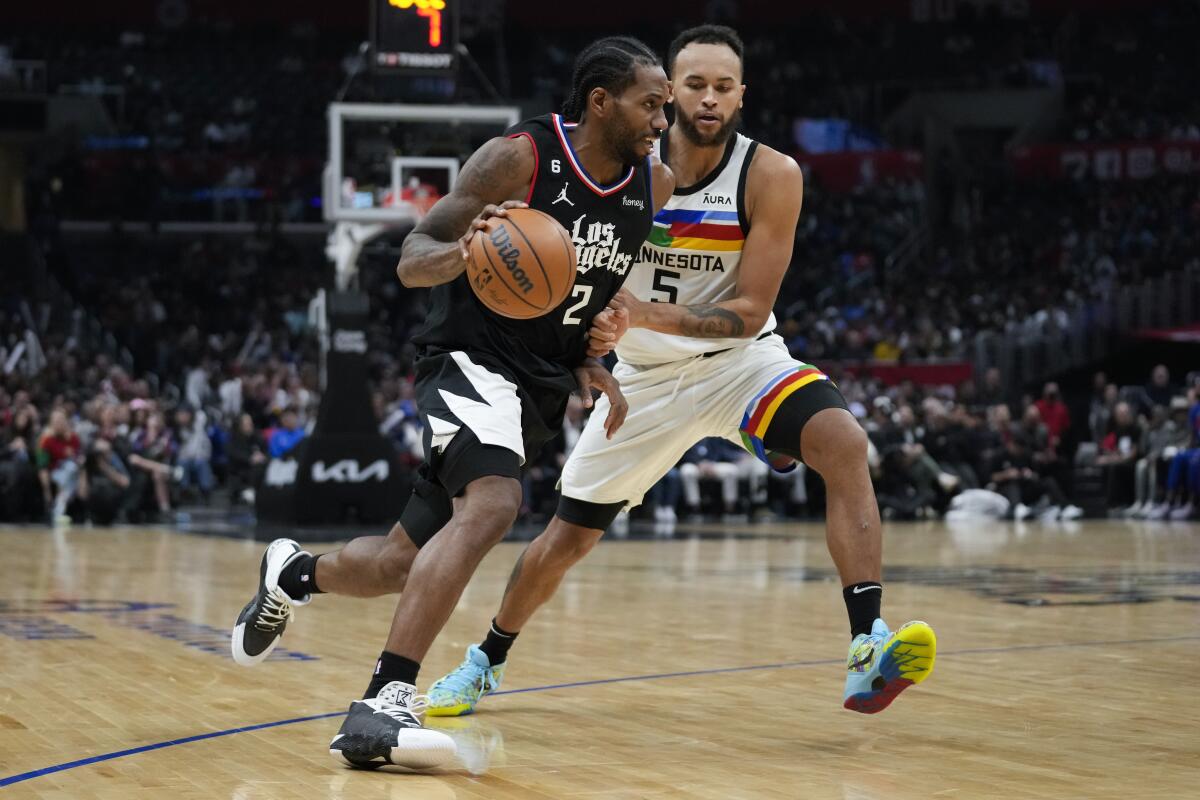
1034, 382, 1071, 449
36, 408, 83, 523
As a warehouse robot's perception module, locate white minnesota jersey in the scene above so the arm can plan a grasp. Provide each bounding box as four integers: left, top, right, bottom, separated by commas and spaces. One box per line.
616, 131, 775, 365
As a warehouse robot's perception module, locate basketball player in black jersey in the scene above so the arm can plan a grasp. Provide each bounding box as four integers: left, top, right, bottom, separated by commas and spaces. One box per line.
229, 37, 674, 770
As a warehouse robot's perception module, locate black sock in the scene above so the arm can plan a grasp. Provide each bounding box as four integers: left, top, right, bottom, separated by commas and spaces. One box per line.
364, 651, 421, 698
477, 618, 519, 666
278, 553, 323, 600
843, 582, 883, 639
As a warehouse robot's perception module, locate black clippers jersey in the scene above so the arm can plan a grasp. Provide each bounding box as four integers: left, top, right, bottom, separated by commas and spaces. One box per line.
412, 113, 655, 398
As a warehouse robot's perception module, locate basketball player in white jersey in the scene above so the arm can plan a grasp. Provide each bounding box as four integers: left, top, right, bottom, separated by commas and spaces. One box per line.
426, 25, 936, 718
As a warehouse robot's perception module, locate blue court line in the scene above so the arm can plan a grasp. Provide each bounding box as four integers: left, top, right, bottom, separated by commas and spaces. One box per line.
3, 633, 1198, 789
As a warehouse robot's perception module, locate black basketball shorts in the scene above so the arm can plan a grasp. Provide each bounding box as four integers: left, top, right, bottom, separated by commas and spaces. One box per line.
399, 349, 556, 547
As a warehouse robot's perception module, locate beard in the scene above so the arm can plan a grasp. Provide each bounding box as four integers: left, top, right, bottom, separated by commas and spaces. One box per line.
605, 111, 653, 167
677, 107, 741, 147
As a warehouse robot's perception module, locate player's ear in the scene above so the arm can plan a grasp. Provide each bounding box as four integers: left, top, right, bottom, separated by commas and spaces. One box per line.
738, 83, 746, 109
588, 87, 610, 119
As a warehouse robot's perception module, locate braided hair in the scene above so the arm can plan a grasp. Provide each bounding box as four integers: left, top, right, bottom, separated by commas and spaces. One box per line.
561, 36, 660, 122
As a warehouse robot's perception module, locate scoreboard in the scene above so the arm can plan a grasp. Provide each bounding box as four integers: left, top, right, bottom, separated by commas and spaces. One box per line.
370, 0, 460, 75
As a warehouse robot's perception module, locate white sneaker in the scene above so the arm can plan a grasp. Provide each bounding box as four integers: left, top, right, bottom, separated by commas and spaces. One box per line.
1014, 503, 1033, 521
1169, 502, 1196, 521
1146, 502, 1172, 520
1122, 502, 1144, 518
329, 681, 456, 770
1038, 505, 1061, 522
1060, 505, 1084, 521
231, 538, 311, 666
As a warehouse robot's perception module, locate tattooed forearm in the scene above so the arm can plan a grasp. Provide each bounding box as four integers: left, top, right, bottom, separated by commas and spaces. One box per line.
679, 305, 747, 338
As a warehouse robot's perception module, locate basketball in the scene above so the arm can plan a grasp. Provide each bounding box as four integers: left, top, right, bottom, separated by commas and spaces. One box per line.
466, 208, 577, 320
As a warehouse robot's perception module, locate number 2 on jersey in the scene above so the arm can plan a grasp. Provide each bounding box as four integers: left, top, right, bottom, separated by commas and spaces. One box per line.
562, 284, 593, 325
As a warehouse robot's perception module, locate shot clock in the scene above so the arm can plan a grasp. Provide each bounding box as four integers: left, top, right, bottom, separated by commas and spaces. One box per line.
370, 0, 460, 75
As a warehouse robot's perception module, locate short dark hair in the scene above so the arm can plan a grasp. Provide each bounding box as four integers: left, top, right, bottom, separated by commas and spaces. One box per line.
666, 24, 745, 77
561, 36, 660, 122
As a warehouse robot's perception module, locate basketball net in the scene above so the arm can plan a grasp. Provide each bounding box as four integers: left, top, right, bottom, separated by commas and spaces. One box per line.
325, 202, 427, 291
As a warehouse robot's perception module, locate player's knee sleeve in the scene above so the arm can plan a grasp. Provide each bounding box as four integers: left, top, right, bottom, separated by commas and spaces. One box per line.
556, 495, 625, 531
761, 379, 851, 464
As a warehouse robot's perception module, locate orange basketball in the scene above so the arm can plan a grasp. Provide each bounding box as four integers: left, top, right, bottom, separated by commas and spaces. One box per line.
466, 208, 577, 320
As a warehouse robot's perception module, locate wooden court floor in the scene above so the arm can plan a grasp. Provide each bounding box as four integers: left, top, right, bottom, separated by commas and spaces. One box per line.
1, 518, 1198, 799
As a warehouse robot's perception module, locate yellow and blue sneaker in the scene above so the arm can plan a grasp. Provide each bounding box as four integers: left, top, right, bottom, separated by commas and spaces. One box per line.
843, 618, 936, 714
426, 645, 505, 717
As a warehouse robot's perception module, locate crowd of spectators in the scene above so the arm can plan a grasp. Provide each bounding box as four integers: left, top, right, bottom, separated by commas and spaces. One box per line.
8, 2, 1198, 222
4, 5, 1198, 528
7, 253, 1196, 530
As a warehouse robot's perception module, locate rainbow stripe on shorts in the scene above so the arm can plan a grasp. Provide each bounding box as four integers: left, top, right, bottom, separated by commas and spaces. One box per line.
738, 365, 831, 470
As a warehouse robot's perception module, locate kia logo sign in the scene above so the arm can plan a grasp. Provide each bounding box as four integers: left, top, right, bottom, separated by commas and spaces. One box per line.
311, 459, 389, 483
265, 459, 299, 487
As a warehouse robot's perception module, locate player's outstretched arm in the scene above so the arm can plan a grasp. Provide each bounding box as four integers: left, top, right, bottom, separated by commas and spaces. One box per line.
614, 146, 803, 338
395, 135, 534, 288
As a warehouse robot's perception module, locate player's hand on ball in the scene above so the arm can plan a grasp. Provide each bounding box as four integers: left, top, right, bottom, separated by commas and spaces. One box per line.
457, 200, 529, 261
586, 307, 629, 358
573, 358, 628, 439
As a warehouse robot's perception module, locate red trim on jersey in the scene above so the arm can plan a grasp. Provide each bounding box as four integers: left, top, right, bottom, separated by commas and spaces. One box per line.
551, 114, 636, 197
669, 221, 745, 240
506, 132, 539, 205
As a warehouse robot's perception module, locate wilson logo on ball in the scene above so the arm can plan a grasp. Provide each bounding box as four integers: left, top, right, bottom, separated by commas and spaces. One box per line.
488, 224, 533, 294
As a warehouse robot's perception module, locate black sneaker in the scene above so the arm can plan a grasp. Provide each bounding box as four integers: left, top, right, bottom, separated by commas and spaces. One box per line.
230, 538, 310, 666
329, 681, 457, 770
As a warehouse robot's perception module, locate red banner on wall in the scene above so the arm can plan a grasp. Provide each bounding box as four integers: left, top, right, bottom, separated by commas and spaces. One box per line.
1135, 324, 1200, 344
1010, 140, 1200, 181
794, 150, 925, 194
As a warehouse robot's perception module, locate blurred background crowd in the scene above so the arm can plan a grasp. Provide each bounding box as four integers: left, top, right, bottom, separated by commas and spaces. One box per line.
2, 0, 1198, 528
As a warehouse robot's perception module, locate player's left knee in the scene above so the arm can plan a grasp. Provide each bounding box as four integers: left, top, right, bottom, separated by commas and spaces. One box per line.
802, 409, 868, 479
544, 521, 603, 566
